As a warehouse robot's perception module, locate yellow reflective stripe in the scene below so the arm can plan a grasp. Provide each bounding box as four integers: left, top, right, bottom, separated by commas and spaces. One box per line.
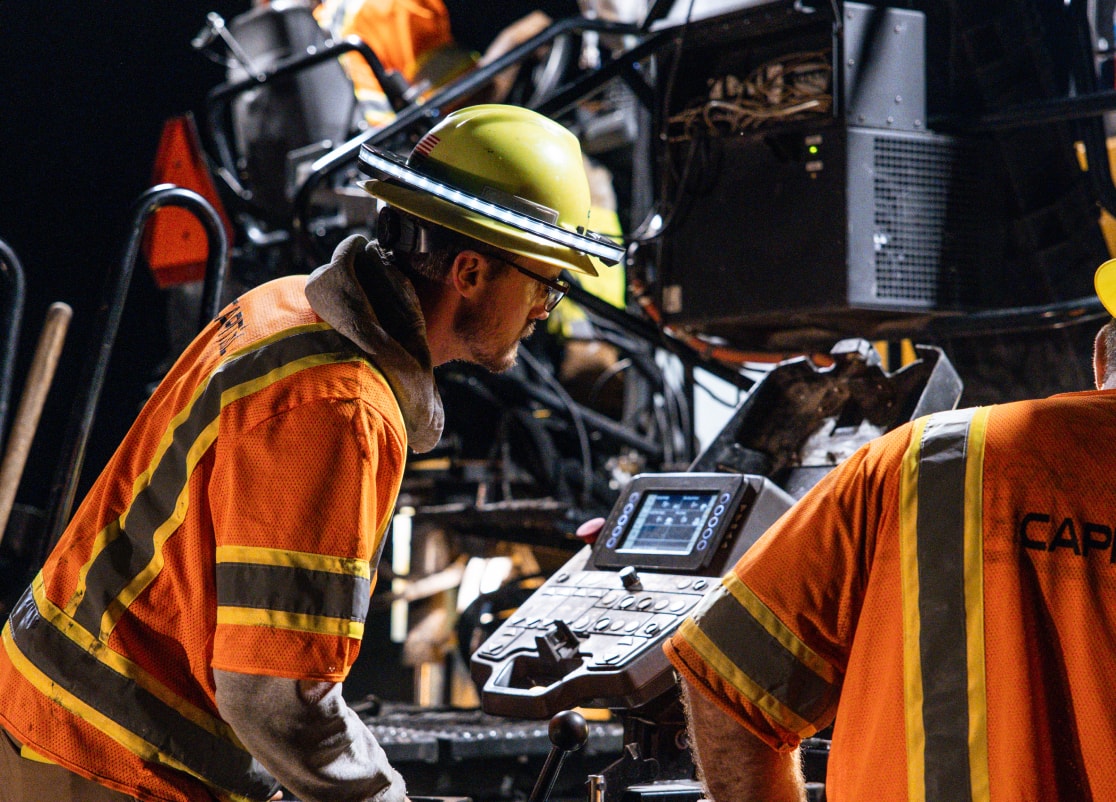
66, 519, 124, 616
27, 574, 239, 742
2, 620, 255, 802
722, 571, 839, 685
66, 373, 219, 617
19, 743, 55, 763
73, 339, 388, 623
123, 375, 216, 525
2, 627, 168, 763
223, 321, 334, 358
95, 349, 372, 638
101, 416, 221, 638
215, 545, 372, 579
964, 407, 991, 802
677, 618, 815, 737
216, 606, 366, 639
218, 351, 365, 408
900, 415, 930, 802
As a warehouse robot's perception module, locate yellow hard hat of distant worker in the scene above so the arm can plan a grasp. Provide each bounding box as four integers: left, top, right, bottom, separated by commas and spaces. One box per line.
1096, 258, 1116, 317
358, 104, 624, 277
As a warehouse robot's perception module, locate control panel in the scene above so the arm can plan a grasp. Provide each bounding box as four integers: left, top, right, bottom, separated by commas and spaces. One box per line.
471, 473, 794, 719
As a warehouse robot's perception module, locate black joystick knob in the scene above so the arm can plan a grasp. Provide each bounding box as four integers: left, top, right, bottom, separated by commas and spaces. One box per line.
549, 709, 589, 752
527, 710, 589, 802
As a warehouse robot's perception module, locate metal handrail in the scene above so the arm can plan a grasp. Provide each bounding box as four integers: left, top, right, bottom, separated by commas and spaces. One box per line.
289, 15, 648, 269
203, 36, 411, 225
40, 185, 229, 558
0, 238, 26, 452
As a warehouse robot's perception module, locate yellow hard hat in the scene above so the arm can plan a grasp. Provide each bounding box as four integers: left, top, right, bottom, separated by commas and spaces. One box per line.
358, 104, 624, 277
1097, 258, 1116, 317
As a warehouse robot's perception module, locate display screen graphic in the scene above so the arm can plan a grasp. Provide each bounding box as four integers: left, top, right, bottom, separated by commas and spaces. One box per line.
617, 492, 718, 556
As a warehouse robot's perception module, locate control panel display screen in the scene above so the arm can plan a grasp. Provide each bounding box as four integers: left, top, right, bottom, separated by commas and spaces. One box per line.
617, 492, 718, 556
589, 473, 750, 572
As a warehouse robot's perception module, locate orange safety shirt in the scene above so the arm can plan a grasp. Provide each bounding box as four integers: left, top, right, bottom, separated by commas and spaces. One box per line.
318, 0, 454, 97
0, 275, 408, 801
666, 393, 1116, 801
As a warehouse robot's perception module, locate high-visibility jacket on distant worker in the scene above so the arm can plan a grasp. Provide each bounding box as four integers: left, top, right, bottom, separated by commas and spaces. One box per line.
666, 395, 1116, 801
0, 235, 443, 802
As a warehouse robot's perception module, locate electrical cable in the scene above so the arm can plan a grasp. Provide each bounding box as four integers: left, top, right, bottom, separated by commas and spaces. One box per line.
517, 347, 595, 509
692, 374, 745, 408
586, 357, 633, 410
652, 395, 674, 466
665, 52, 833, 141
626, 0, 698, 245
668, 367, 693, 461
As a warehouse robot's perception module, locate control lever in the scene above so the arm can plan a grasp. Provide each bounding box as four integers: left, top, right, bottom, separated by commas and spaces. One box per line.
527, 709, 589, 802
536, 619, 582, 667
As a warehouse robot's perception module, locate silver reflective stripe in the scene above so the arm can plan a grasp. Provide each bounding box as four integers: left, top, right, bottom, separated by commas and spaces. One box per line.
216, 562, 371, 622
8, 587, 278, 800
901, 407, 990, 802
915, 410, 974, 801
691, 580, 839, 728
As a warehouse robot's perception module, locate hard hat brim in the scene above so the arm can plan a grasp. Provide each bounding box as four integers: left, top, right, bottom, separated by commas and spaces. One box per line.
360, 178, 602, 277
1097, 258, 1116, 317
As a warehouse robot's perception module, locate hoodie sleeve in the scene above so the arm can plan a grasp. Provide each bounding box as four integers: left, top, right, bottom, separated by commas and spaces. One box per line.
214, 668, 408, 802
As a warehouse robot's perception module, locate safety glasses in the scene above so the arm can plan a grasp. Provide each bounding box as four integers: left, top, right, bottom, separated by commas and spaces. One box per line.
485, 253, 571, 312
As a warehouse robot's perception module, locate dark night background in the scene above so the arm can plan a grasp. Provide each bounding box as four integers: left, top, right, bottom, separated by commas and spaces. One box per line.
0, 3, 254, 513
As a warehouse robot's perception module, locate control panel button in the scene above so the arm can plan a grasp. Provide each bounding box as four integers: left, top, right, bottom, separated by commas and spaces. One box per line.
598, 592, 621, 607
619, 566, 642, 591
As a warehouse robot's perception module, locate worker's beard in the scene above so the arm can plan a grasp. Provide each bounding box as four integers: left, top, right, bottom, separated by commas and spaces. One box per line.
454, 298, 536, 373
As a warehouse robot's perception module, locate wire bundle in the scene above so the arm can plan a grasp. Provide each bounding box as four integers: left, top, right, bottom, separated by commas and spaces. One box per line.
667, 51, 832, 142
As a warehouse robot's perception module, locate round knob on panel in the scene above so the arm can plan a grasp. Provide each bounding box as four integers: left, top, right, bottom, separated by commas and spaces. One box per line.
618, 565, 642, 590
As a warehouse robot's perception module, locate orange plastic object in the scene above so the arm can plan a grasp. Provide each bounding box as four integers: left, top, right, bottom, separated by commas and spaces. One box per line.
142, 114, 233, 288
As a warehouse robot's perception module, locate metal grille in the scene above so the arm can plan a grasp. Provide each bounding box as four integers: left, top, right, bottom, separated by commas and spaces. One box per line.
871, 135, 979, 305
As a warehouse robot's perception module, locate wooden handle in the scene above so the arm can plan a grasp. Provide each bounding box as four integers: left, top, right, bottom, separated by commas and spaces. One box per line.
0, 302, 73, 545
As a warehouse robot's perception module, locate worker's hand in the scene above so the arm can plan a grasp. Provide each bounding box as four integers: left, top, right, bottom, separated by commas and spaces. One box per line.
575, 516, 607, 545
477, 10, 554, 101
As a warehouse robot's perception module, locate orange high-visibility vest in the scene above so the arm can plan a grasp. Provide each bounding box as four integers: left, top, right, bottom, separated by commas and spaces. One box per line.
0, 275, 407, 801
668, 395, 1116, 800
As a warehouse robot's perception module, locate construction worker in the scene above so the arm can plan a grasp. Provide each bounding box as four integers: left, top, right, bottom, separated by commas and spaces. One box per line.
314, 0, 578, 125
0, 104, 621, 802
665, 261, 1116, 801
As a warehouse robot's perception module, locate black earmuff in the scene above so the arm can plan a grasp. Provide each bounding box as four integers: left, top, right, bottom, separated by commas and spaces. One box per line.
375, 206, 404, 249
375, 207, 446, 254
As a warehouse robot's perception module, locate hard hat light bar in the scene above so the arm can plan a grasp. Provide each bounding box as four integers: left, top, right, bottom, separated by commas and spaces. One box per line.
358, 145, 626, 266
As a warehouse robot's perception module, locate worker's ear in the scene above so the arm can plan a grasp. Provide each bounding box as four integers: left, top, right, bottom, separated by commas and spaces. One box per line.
1095, 325, 1108, 390
450, 250, 487, 300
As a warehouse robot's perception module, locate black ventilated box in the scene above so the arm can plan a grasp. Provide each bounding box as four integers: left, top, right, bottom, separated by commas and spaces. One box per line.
652, 2, 1007, 342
